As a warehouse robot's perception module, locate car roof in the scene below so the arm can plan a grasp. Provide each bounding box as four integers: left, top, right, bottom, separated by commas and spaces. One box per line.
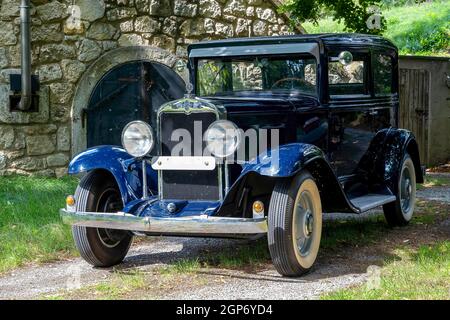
188, 33, 398, 53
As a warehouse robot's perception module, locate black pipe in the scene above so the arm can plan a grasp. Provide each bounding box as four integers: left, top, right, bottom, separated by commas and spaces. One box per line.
18, 0, 32, 111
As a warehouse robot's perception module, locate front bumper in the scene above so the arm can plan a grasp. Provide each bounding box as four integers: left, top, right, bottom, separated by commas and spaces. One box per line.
60, 209, 268, 235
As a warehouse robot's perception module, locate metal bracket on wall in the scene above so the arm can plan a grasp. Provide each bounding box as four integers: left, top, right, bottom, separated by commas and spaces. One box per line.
9, 73, 40, 112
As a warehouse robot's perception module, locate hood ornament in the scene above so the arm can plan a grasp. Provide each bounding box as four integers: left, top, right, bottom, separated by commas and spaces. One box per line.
185, 81, 194, 98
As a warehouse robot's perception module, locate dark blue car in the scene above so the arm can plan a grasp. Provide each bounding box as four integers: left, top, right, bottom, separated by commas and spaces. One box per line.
61, 34, 423, 276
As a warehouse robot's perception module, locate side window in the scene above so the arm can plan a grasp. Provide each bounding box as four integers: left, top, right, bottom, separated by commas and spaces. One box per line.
328, 52, 369, 96
373, 53, 393, 96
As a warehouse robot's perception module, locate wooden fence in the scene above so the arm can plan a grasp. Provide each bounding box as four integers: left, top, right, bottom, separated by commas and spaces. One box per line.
399, 56, 450, 167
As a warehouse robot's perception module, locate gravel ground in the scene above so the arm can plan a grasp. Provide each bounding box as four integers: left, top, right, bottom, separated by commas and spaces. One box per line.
163, 264, 370, 300
0, 237, 233, 300
0, 180, 448, 300
0, 213, 386, 300
417, 173, 450, 203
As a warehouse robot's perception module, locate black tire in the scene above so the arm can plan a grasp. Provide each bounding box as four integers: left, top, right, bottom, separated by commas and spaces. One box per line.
72, 171, 132, 267
268, 170, 322, 277
383, 153, 416, 227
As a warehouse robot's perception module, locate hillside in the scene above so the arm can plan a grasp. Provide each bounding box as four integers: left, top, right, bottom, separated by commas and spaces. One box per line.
302, 0, 450, 56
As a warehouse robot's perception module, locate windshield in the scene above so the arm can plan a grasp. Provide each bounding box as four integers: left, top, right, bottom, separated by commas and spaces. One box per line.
196, 55, 317, 97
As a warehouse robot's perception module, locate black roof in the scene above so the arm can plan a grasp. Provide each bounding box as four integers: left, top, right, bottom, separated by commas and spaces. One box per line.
188, 33, 397, 52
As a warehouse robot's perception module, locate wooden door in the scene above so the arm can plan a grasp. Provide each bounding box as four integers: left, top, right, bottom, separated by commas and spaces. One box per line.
86, 61, 185, 148
399, 68, 429, 165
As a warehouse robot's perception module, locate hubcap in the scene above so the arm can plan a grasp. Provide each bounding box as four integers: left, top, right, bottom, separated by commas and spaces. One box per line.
305, 212, 314, 236
400, 167, 413, 213
293, 190, 315, 257
96, 188, 126, 248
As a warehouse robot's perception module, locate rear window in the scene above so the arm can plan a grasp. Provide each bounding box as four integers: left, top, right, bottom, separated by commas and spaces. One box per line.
328, 52, 369, 96
373, 53, 393, 96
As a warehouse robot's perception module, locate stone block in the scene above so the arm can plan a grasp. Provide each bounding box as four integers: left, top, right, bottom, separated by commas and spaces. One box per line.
26, 135, 56, 156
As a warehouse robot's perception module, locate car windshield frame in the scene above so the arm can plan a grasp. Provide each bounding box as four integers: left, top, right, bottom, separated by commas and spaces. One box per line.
194, 53, 319, 98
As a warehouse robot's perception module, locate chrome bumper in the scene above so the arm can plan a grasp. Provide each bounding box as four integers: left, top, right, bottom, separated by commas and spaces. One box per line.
60, 209, 268, 235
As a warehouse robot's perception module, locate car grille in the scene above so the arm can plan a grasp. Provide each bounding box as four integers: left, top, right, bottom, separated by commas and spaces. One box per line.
159, 111, 220, 200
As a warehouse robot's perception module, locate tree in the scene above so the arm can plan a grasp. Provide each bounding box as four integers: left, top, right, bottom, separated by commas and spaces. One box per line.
281, 0, 386, 34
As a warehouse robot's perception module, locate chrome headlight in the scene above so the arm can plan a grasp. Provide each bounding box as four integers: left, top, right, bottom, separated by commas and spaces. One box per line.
121, 121, 154, 157
205, 120, 241, 158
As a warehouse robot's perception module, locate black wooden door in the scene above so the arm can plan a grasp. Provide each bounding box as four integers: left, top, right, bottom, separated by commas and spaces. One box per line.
86, 61, 185, 147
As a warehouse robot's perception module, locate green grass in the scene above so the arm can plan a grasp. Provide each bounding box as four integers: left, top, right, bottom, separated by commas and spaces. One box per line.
323, 241, 450, 299
160, 258, 202, 274
88, 270, 151, 300
45, 270, 155, 300
303, 0, 450, 56
0, 176, 78, 273
161, 238, 271, 275
321, 216, 389, 249
210, 239, 271, 269
417, 175, 450, 190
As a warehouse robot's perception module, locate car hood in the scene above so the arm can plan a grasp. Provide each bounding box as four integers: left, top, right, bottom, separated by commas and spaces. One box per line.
201, 93, 320, 114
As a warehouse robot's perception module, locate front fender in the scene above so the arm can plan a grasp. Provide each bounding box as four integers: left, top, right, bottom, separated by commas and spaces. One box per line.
240, 143, 326, 178
218, 143, 355, 215
68, 145, 157, 204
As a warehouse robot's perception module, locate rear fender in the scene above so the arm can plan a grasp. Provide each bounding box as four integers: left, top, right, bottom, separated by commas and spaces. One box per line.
68, 146, 157, 205
357, 128, 424, 194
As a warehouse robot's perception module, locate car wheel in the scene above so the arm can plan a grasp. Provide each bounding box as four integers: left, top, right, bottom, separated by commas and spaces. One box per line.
72, 171, 132, 267
268, 170, 322, 277
383, 153, 416, 227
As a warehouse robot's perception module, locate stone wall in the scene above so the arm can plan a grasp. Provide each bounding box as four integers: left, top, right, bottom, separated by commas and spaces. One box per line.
0, 0, 297, 177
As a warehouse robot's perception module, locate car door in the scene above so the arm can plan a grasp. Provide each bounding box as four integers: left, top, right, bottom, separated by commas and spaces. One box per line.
326, 49, 377, 178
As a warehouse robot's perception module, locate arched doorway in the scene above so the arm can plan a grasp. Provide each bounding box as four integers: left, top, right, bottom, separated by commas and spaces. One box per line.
86, 61, 185, 147
71, 46, 188, 155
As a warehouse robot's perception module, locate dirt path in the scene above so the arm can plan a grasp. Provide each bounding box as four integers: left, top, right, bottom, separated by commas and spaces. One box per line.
0, 184, 448, 300
0, 238, 233, 299
0, 236, 375, 300
417, 172, 450, 202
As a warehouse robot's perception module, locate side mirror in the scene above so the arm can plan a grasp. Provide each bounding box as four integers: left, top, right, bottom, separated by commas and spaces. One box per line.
338, 51, 353, 65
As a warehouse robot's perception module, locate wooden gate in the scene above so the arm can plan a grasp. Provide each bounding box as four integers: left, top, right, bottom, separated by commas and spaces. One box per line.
399, 68, 430, 165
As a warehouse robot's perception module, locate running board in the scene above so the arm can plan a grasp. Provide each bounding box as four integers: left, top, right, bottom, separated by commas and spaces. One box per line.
349, 194, 396, 213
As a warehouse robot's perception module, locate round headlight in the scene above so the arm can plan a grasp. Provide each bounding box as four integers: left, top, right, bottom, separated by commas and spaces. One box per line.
205, 120, 241, 158
121, 121, 154, 157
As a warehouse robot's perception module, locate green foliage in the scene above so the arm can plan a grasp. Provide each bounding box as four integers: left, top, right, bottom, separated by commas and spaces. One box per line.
384, 0, 449, 55
380, 0, 427, 8
0, 176, 78, 272
197, 61, 229, 96
302, 0, 450, 56
281, 0, 386, 34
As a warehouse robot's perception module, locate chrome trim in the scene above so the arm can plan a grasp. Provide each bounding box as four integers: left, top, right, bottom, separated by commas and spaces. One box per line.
142, 159, 148, 199
60, 209, 268, 235
156, 97, 225, 201
189, 43, 321, 63
224, 160, 230, 194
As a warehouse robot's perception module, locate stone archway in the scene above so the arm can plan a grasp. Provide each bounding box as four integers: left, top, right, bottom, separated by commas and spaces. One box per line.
71, 46, 187, 156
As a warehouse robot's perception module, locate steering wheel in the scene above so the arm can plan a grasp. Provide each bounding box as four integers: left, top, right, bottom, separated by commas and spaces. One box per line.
271, 77, 313, 90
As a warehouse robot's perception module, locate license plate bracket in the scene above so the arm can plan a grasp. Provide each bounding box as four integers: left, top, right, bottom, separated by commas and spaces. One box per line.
151, 156, 216, 171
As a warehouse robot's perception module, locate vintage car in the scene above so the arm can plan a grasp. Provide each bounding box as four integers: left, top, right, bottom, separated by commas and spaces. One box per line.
61, 34, 423, 276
